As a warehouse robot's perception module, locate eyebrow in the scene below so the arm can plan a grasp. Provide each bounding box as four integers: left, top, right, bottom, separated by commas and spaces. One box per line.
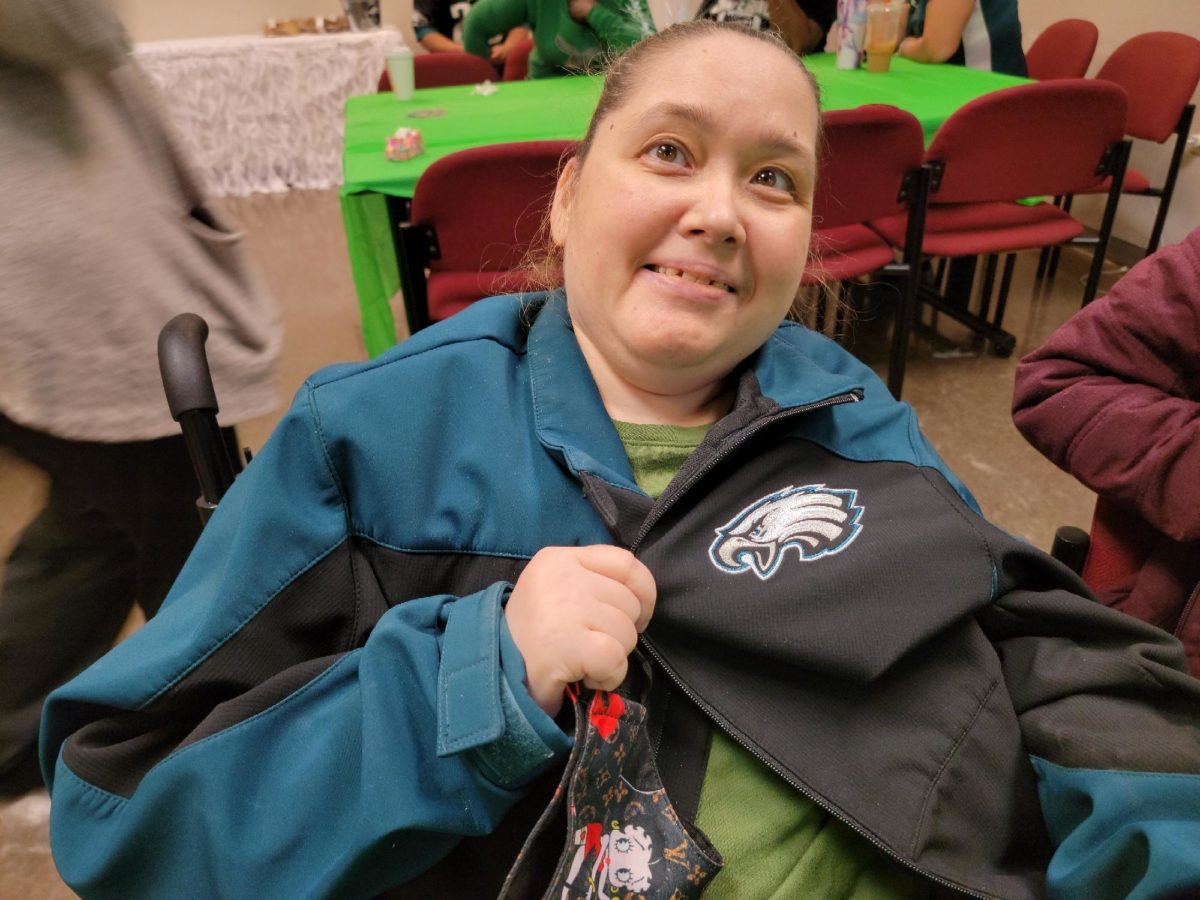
636, 101, 817, 170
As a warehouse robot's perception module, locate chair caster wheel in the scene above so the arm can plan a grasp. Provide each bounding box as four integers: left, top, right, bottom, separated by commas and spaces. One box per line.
991, 338, 1015, 358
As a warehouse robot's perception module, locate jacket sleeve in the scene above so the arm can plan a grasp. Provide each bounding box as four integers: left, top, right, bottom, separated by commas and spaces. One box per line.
40, 386, 571, 899
585, 0, 655, 53
977, 531, 1200, 899
463, 0, 526, 59
0, 0, 128, 72
1012, 229, 1200, 543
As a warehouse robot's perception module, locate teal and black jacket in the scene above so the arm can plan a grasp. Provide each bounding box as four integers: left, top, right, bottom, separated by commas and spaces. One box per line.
42, 294, 1200, 898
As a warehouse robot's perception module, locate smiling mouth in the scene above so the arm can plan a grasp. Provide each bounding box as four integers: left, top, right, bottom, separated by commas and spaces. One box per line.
644, 264, 737, 294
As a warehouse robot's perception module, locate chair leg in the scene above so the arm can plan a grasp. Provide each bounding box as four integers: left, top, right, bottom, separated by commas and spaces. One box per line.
917, 283, 1016, 357
977, 254, 999, 325
1035, 196, 1063, 282
933, 258, 947, 290
1083, 140, 1132, 306
1046, 244, 1063, 280
887, 257, 921, 401
1046, 195, 1075, 281
1145, 104, 1193, 257
1035, 246, 1052, 281
991, 254, 1018, 333
944, 257, 977, 308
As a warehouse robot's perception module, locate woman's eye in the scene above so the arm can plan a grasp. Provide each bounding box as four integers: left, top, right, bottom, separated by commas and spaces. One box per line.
752, 167, 796, 193
650, 142, 685, 165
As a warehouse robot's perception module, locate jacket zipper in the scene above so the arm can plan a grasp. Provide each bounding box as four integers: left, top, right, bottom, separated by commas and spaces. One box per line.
636, 636, 995, 900
506, 390, 890, 897
624, 387, 995, 899
630, 389, 864, 549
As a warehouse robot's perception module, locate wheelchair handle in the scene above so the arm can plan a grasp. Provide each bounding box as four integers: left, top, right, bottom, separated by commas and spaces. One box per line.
158, 313, 236, 518
158, 313, 219, 420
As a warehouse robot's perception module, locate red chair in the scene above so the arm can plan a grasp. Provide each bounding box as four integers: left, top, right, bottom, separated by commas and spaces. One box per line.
395, 140, 577, 332
868, 80, 1130, 356
503, 37, 535, 81
415, 51, 499, 88
1052, 498, 1149, 594
1041, 31, 1200, 277
806, 105, 929, 398
379, 51, 498, 92
1025, 19, 1099, 81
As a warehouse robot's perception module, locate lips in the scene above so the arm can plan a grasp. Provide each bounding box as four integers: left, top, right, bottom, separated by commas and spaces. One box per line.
644, 264, 737, 294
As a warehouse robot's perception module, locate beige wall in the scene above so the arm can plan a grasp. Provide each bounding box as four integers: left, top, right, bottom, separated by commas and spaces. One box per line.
115, 0, 416, 45
1020, 1, 1200, 248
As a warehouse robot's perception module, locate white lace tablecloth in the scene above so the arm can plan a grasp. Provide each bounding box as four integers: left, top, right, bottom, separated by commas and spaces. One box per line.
135, 30, 403, 196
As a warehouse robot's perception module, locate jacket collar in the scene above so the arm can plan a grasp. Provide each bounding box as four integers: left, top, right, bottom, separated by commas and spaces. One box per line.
526, 291, 863, 487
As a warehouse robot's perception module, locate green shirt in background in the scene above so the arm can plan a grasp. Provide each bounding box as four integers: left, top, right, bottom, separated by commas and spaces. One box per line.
613, 419, 930, 900
463, 0, 655, 78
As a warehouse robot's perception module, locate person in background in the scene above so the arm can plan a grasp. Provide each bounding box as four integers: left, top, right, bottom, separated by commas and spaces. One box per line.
41, 20, 1200, 900
0, 0, 280, 798
898, 0, 1025, 76
463, 0, 655, 78
412, 0, 531, 68
1013, 227, 1200, 678
697, 0, 836, 54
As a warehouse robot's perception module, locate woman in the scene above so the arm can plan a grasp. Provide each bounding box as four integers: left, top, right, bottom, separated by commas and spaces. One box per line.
43, 22, 1199, 899
898, 0, 1026, 77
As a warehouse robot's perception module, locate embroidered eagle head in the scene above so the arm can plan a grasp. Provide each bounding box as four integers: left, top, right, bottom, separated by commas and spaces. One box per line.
709, 485, 864, 580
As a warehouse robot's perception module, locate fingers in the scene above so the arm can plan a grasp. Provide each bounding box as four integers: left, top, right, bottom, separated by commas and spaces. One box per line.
584, 571, 643, 632
575, 545, 657, 631
584, 600, 639, 656
579, 630, 630, 692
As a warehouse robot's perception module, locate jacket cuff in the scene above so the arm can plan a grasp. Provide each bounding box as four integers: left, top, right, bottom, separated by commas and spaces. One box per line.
584, 5, 622, 39
435, 582, 571, 788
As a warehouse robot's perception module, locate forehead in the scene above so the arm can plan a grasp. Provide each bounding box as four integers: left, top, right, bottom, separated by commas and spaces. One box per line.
613, 32, 818, 139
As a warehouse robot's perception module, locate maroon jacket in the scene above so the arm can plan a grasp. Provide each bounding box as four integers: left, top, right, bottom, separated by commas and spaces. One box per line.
1013, 227, 1200, 676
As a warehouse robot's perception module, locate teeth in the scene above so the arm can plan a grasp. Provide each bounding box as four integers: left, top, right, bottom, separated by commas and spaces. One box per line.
651, 265, 734, 293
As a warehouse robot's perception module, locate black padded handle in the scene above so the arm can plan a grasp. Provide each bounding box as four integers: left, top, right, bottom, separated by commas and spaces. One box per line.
1051, 525, 1091, 577
157, 313, 236, 517
158, 313, 219, 421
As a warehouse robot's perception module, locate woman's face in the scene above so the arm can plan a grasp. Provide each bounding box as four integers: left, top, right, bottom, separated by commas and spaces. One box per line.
552, 31, 819, 401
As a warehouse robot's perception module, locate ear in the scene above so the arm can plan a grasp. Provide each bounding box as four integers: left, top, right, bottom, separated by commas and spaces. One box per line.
549, 156, 580, 247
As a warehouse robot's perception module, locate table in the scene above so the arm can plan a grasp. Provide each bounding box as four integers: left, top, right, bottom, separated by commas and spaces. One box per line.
341, 54, 1030, 356
136, 29, 403, 197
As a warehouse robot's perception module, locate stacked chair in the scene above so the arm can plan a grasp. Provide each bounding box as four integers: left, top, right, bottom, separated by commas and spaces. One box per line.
806, 106, 929, 399
1039, 30, 1200, 283
1024, 19, 1099, 81
867, 80, 1131, 356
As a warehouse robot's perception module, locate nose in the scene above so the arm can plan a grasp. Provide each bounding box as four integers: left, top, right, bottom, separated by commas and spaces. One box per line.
677, 170, 746, 247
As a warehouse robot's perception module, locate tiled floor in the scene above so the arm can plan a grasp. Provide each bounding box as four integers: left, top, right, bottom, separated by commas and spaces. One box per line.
0, 188, 1109, 894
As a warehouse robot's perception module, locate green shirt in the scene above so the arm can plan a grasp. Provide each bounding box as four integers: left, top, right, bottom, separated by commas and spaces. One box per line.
463, 0, 654, 78
614, 419, 930, 899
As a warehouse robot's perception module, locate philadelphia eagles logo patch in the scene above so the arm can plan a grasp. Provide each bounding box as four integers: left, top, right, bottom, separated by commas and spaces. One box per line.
709, 485, 864, 580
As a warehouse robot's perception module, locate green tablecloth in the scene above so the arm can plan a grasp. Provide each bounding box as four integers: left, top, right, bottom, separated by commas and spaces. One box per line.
341, 54, 1029, 356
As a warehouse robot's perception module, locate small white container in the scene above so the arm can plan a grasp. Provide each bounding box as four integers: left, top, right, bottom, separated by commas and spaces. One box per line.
836, 0, 869, 70
386, 47, 415, 101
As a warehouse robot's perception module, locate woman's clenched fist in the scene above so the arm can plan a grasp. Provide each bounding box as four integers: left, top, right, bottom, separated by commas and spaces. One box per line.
505, 545, 656, 716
